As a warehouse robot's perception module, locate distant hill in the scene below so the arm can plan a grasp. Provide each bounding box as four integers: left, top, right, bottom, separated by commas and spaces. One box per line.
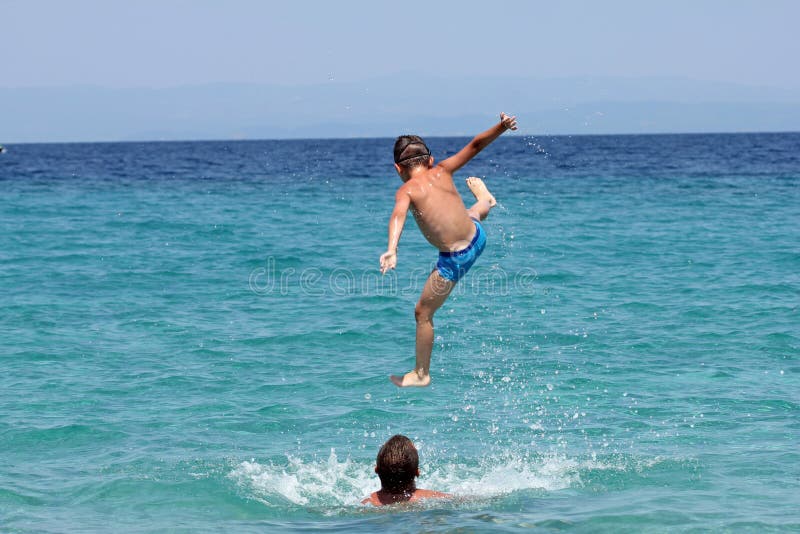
2, 75, 799, 143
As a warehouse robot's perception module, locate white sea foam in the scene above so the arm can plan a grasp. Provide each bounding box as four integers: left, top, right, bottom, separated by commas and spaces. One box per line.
230, 450, 374, 507
229, 449, 639, 508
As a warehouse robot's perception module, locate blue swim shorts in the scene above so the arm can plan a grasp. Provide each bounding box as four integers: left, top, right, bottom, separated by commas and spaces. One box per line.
436, 219, 487, 282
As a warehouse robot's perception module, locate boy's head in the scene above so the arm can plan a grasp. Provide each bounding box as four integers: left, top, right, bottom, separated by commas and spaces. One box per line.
394, 135, 432, 174
375, 434, 419, 492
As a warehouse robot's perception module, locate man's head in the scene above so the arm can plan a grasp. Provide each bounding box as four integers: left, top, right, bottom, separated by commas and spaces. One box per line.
375, 434, 419, 493
393, 136, 433, 176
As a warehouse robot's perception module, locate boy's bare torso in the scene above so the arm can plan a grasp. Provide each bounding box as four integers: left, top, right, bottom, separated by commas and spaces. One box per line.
400, 165, 477, 252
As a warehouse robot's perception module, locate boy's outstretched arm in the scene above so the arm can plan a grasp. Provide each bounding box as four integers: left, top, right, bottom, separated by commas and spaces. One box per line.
439, 112, 517, 173
380, 189, 411, 274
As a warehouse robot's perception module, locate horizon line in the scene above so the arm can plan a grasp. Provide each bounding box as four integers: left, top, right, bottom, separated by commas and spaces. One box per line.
3, 129, 800, 147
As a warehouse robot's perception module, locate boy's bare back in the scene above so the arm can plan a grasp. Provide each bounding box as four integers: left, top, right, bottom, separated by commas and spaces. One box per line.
398, 165, 477, 252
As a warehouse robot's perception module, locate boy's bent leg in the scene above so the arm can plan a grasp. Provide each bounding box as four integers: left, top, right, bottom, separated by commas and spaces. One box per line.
466, 177, 496, 221
390, 270, 455, 387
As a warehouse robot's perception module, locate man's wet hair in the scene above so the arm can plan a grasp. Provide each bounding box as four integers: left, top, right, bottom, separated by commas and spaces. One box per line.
376, 434, 418, 492
394, 135, 431, 169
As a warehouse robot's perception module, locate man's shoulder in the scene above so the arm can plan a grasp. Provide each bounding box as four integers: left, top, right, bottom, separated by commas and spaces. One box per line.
412, 488, 450, 500
361, 492, 379, 505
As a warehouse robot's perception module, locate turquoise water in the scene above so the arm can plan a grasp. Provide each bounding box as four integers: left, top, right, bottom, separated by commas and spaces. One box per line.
1, 134, 798, 532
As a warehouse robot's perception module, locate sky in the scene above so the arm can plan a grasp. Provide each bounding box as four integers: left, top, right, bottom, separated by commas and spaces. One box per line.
3, 0, 799, 89
2, 0, 799, 141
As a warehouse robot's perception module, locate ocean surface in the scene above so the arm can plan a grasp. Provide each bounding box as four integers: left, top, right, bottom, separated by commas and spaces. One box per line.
1, 132, 798, 532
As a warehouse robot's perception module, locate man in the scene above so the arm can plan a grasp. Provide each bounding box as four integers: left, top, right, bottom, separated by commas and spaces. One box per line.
362, 434, 450, 506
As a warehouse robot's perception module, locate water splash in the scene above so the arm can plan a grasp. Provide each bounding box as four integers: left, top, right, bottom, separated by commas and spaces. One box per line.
228, 449, 654, 509
230, 449, 373, 507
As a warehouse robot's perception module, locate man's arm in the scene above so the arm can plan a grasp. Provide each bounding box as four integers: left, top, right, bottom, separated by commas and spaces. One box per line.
379, 188, 411, 274
439, 112, 517, 173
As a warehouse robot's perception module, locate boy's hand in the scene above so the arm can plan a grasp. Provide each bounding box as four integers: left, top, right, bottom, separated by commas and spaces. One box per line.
500, 112, 518, 131
380, 250, 397, 274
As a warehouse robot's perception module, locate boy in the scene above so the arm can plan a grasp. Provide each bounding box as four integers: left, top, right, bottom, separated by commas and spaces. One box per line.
361, 434, 450, 506
380, 112, 517, 387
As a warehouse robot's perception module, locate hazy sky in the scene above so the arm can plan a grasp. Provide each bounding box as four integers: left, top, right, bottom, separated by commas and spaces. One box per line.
2, 0, 799, 89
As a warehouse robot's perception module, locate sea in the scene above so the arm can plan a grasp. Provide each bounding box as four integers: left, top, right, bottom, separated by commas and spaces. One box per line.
1, 132, 798, 533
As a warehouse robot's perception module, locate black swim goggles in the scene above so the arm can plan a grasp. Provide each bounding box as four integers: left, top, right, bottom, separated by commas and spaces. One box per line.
395, 141, 431, 164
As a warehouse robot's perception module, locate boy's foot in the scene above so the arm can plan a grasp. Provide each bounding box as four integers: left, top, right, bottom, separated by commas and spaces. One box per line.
466, 177, 496, 207
390, 370, 431, 387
